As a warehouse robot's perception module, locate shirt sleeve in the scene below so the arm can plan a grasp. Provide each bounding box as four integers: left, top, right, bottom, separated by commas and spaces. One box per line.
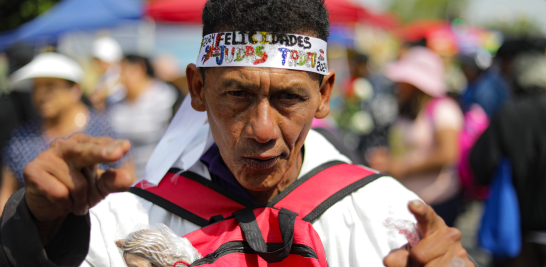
0, 189, 90, 266
312, 177, 421, 267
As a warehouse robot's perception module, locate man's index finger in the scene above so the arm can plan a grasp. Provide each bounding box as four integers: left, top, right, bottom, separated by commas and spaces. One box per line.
408, 200, 442, 237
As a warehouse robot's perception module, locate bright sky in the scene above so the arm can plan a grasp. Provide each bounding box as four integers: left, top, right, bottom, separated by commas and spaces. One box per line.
353, 0, 546, 32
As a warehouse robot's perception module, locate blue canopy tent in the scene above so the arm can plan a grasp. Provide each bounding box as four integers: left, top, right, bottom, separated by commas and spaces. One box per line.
0, 0, 143, 50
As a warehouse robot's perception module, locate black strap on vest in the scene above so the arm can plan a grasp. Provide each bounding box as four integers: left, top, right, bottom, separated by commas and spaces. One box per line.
302, 172, 383, 223
128, 186, 210, 227
233, 208, 298, 263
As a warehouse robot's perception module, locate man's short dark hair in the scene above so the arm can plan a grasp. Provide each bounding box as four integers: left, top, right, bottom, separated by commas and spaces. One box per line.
202, 0, 330, 42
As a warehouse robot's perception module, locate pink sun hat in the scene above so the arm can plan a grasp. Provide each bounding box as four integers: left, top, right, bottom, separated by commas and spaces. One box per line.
384, 47, 446, 97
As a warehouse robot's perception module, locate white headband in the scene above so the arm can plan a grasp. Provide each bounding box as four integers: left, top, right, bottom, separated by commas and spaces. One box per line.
196, 31, 328, 75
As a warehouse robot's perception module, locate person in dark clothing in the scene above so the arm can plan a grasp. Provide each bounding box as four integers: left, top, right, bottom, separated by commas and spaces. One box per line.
0, 43, 37, 150
0, 44, 37, 210
470, 52, 546, 267
459, 51, 510, 118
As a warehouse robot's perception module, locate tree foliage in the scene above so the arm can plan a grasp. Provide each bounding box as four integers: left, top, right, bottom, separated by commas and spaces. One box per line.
0, 0, 61, 32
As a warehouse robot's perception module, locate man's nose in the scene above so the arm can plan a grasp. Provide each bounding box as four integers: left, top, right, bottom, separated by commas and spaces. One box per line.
245, 99, 280, 143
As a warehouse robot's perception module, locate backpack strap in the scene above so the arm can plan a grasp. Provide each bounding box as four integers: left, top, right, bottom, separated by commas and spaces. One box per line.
129, 169, 254, 227
267, 161, 384, 223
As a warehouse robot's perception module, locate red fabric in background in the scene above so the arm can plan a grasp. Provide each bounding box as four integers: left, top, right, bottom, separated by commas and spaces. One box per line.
146, 0, 398, 28
146, 0, 204, 24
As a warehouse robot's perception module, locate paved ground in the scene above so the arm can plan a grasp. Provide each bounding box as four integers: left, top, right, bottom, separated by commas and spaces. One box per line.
454, 201, 492, 267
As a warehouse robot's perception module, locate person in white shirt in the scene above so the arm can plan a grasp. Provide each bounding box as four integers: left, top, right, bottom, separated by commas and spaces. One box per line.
109, 55, 179, 179
0, 0, 476, 266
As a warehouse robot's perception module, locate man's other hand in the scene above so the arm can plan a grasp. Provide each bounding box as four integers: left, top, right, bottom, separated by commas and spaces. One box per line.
23, 133, 133, 244
384, 200, 474, 267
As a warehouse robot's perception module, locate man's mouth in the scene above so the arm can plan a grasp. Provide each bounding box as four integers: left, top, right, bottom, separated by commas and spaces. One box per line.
243, 156, 280, 171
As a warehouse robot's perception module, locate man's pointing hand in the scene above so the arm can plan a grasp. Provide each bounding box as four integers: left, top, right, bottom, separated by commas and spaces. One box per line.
23, 133, 133, 244
384, 200, 474, 267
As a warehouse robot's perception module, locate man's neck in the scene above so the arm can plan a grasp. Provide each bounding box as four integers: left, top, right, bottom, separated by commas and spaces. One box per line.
245, 150, 303, 205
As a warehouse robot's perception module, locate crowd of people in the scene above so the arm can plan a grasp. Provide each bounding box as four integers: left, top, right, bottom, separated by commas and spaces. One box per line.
0, 0, 545, 265
334, 37, 546, 266
0, 37, 185, 212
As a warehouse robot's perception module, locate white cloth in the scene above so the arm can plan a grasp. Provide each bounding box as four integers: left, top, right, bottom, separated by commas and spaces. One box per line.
83, 129, 421, 267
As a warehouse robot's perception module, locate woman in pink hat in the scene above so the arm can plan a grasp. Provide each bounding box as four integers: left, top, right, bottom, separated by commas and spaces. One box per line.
368, 47, 464, 227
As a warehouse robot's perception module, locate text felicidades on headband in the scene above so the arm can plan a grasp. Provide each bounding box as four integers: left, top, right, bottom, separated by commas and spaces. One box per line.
196, 31, 328, 75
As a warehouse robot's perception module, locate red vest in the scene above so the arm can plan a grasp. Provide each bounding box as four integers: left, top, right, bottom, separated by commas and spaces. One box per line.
131, 161, 382, 266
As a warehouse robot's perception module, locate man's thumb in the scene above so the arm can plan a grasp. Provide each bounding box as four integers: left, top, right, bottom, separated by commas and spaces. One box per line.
97, 169, 134, 196
384, 248, 409, 267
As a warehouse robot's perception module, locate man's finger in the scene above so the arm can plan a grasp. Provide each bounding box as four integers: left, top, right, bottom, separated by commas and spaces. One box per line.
410, 227, 462, 264
24, 167, 72, 219
384, 248, 409, 267
67, 166, 90, 216
96, 169, 134, 198
71, 134, 116, 148
68, 132, 93, 143
53, 138, 131, 168
408, 200, 444, 237
422, 245, 468, 267
38, 154, 90, 216
83, 165, 103, 208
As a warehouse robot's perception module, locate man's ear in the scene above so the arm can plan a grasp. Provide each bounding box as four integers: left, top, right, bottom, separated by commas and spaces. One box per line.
315, 70, 335, 119
186, 64, 207, 112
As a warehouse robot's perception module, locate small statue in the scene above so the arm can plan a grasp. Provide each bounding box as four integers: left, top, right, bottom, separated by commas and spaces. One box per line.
116, 228, 193, 267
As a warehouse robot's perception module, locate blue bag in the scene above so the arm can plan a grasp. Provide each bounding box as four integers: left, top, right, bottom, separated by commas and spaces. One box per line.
478, 158, 521, 259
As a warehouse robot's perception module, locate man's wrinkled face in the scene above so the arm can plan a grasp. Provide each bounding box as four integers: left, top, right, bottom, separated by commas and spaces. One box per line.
189, 66, 333, 192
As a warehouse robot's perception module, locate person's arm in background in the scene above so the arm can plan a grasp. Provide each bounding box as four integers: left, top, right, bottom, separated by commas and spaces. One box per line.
0, 167, 20, 216
387, 128, 459, 178
469, 115, 502, 186
368, 99, 462, 178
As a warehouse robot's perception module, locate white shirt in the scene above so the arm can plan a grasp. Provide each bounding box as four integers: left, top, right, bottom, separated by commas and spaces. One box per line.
83, 129, 421, 267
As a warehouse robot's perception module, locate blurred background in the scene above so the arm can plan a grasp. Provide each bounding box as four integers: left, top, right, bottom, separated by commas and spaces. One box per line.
2, 0, 546, 266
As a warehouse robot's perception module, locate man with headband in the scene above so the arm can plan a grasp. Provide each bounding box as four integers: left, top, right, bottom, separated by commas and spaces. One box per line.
0, 0, 476, 266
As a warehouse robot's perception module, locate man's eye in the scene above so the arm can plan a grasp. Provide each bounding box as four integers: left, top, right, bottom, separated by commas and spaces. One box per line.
280, 93, 300, 100
228, 91, 248, 97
